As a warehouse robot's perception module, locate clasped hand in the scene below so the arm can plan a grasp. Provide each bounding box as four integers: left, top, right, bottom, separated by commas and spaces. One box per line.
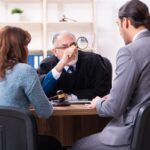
61, 45, 77, 65
86, 95, 109, 109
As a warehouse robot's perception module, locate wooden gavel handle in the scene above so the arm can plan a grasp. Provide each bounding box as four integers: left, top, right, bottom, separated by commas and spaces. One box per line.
49, 95, 58, 101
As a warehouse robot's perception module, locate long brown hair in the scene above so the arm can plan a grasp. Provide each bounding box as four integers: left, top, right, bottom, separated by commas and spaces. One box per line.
0, 26, 31, 79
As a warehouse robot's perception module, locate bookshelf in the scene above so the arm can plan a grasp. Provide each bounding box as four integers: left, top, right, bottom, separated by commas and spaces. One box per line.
0, 0, 97, 68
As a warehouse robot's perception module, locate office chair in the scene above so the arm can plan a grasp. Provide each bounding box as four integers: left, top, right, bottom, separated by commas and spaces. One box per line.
0, 106, 38, 150
131, 102, 150, 150
103, 57, 112, 88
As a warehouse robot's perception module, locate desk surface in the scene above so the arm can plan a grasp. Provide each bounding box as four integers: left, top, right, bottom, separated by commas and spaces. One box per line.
53, 104, 96, 116
31, 104, 97, 116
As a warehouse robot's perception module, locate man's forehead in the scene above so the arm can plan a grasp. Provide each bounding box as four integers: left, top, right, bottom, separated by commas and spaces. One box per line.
56, 34, 76, 46
57, 33, 76, 41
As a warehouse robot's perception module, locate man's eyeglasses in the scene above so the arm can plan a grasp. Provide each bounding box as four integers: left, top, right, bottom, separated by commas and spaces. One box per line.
54, 36, 88, 50
55, 42, 77, 50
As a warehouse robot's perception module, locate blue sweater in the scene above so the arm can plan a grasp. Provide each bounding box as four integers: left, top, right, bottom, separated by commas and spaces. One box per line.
0, 63, 54, 119
41, 70, 58, 96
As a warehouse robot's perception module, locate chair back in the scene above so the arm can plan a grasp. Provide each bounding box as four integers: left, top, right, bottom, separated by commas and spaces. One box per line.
103, 57, 112, 87
103, 57, 112, 77
0, 106, 38, 150
131, 102, 150, 150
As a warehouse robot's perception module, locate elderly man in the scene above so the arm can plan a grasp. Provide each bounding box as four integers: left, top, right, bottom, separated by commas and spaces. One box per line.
37, 31, 112, 100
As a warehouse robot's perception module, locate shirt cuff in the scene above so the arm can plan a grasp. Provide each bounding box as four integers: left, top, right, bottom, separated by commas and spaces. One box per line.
51, 68, 62, 80
96, 99, 105, 116
66, 94, 78, 101
70, 94, 78, 101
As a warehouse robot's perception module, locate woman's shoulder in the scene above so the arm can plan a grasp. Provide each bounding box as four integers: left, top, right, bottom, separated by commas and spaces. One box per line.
15, 63, 37, 77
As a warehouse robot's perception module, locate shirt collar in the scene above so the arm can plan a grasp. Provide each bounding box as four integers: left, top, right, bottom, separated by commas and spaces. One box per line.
132, 29, 148, 42
64, 64, 76, 71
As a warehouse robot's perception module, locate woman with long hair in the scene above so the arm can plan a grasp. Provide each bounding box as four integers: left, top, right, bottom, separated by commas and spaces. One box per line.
0, 26, 62, 150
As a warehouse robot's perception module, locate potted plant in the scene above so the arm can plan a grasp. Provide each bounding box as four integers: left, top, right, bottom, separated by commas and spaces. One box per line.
11, 8, 23, 21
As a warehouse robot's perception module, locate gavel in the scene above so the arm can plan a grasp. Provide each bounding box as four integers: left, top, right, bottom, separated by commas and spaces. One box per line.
49, 90, 65, 102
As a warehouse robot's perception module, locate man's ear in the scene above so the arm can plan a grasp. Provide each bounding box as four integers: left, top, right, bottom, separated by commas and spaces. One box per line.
123, 17, 130, 28
51, 48, 57, 55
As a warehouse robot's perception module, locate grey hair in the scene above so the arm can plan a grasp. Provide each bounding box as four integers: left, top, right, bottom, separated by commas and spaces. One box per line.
52, 31, 76, 46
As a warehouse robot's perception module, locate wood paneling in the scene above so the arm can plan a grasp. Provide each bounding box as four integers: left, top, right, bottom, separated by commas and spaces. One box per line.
31, 105, 111, 146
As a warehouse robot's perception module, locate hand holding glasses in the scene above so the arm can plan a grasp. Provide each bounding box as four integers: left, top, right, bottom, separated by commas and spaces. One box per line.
55, 36, 88, 50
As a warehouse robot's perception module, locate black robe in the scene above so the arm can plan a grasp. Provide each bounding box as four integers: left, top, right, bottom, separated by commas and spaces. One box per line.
37, 50, 112, 100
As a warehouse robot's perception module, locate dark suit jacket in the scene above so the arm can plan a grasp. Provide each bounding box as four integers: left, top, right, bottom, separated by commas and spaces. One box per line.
37, 50, 112, 100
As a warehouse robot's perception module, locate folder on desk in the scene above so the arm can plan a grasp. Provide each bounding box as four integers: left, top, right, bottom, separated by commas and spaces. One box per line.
51, 100, 91, 106
68, 100, 91, 104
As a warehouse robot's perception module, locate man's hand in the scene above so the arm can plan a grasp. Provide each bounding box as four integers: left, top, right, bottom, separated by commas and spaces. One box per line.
61, 45, 77, 65
54, 45, 77, 73
101, 94, 109, 100
87, 96, 102, 109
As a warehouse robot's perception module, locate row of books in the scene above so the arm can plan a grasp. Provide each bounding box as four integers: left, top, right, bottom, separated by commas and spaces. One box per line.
28, 55, 44, 69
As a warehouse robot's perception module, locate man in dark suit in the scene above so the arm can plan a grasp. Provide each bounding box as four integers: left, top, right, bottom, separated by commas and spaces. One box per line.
37, 31, 112, 100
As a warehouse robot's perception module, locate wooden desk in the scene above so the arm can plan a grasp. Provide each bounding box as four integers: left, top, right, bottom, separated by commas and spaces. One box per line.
32, 104, 110, 146
52, 104, 97, 116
